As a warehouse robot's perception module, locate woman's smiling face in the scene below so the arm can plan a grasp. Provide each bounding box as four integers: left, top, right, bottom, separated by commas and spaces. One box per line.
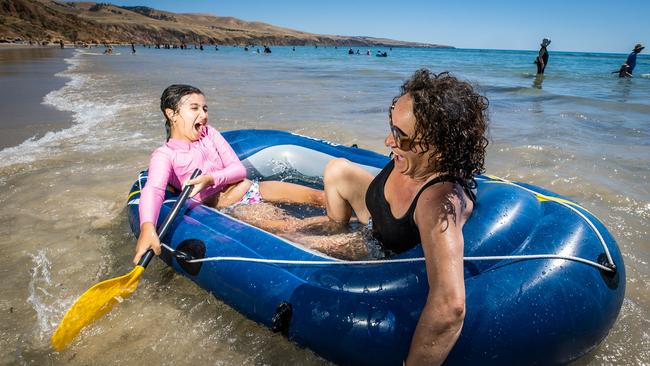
167, 93, 208, 142
385, 94, 436, 180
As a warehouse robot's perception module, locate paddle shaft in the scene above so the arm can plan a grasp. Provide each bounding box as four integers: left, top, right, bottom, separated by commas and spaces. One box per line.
137, 168, 201, 268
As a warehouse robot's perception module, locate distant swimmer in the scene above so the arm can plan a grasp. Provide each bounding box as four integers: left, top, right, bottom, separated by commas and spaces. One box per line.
625, 43, 644, 75
264, 46, 272, 53
535, 38, 551, 74
244, 46, 249, 51
215, 45, 219, 51
103, 46, 113, 55
292, 46, 296, 51
131, 42, 136, 54
348, 48, 354, 55
59, 40, 64, 49
376, 51, 388, 57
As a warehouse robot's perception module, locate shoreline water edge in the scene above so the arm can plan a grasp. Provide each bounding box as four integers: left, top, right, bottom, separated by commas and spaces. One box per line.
0, 46, 647, 365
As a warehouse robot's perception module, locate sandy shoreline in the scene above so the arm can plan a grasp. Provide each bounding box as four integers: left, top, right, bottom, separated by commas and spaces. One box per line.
0, 47, 75, 149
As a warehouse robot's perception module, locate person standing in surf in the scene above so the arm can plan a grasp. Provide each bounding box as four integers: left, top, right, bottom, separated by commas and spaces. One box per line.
535, 38, 551, 74
625, 43, 644, 75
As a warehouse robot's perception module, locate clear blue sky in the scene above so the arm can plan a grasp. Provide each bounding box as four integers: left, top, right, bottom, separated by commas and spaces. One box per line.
106, 0, 648, 53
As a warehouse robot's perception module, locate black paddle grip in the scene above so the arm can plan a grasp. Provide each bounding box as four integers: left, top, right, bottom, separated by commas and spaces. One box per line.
138, 168, 202, 268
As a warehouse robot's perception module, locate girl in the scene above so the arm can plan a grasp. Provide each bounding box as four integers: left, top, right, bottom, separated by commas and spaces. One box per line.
133, 84, 324, 264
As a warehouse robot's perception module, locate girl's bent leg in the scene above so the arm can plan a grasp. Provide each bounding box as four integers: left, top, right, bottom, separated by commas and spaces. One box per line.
258, 181, 325, 207
323, 158, 374, 224
214, 179, 253, 208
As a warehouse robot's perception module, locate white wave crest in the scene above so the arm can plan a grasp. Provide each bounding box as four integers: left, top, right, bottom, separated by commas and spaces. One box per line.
0, 50, 135, 168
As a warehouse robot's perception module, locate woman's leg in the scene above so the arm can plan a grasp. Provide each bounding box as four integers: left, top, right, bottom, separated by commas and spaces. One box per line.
322, 158, 374, 224
258, 181, 325, 207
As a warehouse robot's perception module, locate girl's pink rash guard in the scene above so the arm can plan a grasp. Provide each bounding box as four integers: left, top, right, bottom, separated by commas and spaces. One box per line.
139, 125, 247, 226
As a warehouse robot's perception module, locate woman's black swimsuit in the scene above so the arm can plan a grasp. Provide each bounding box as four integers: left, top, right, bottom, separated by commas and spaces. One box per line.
365, 160, 476, 254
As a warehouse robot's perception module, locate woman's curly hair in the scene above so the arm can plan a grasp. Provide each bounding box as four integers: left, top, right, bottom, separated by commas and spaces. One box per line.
398, 69, 489, 183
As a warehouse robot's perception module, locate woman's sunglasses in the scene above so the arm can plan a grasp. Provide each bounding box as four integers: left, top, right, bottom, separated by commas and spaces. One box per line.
389, 96, 423, 150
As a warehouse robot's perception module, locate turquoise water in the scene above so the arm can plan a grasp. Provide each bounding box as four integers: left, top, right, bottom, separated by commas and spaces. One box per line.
0, 46, 648, 365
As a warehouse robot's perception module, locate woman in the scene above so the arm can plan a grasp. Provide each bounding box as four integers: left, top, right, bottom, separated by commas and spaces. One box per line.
322, 69, 489, 365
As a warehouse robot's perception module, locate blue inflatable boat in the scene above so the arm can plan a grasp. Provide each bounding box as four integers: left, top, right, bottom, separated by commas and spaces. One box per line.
127, 129, 625, 365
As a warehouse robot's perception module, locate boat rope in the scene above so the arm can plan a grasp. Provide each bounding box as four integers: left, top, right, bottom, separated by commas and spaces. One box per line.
159, 243, 614, 272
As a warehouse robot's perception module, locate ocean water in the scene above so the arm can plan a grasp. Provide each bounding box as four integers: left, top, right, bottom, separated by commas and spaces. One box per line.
0, 45, 648, 365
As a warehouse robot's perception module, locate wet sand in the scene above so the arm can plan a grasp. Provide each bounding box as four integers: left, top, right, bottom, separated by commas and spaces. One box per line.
0, 47, 74, 149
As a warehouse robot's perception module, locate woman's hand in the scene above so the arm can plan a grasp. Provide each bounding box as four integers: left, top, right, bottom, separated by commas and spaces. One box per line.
185, 174, 214, 197
133, 222, 161, 265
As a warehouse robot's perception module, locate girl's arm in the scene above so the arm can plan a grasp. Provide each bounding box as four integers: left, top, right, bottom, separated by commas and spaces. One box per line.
209, 128, 247, 188
134, 151, 172, 264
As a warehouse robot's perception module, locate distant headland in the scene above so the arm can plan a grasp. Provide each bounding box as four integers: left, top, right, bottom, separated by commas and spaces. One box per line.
0, 0, 453, 48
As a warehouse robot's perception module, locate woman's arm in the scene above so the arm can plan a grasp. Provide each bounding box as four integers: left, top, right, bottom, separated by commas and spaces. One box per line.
406, 184, 469, 365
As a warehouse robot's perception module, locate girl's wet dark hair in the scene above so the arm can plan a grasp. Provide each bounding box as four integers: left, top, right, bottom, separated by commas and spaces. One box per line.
160, 84, 204, 141
397, 69, 489, 184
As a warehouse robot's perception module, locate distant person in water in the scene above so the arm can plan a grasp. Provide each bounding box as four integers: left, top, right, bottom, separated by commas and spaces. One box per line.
348, 48, 354, 55
131, 43, 136, 54
625, 43, 644, 75
264, 46, 272, 53
103, 46, 113, 55
535, 38, 551, 74
59, 40, 64, 49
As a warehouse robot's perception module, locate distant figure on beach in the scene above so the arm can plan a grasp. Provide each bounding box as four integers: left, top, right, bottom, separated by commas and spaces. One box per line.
624, 43, 644, 75
131, 43, 136, 54
535, 38, 551, 74
264, 46, 272, 53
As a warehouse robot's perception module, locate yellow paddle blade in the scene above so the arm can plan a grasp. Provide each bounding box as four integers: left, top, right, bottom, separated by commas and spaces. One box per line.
50, 265, 145, 351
